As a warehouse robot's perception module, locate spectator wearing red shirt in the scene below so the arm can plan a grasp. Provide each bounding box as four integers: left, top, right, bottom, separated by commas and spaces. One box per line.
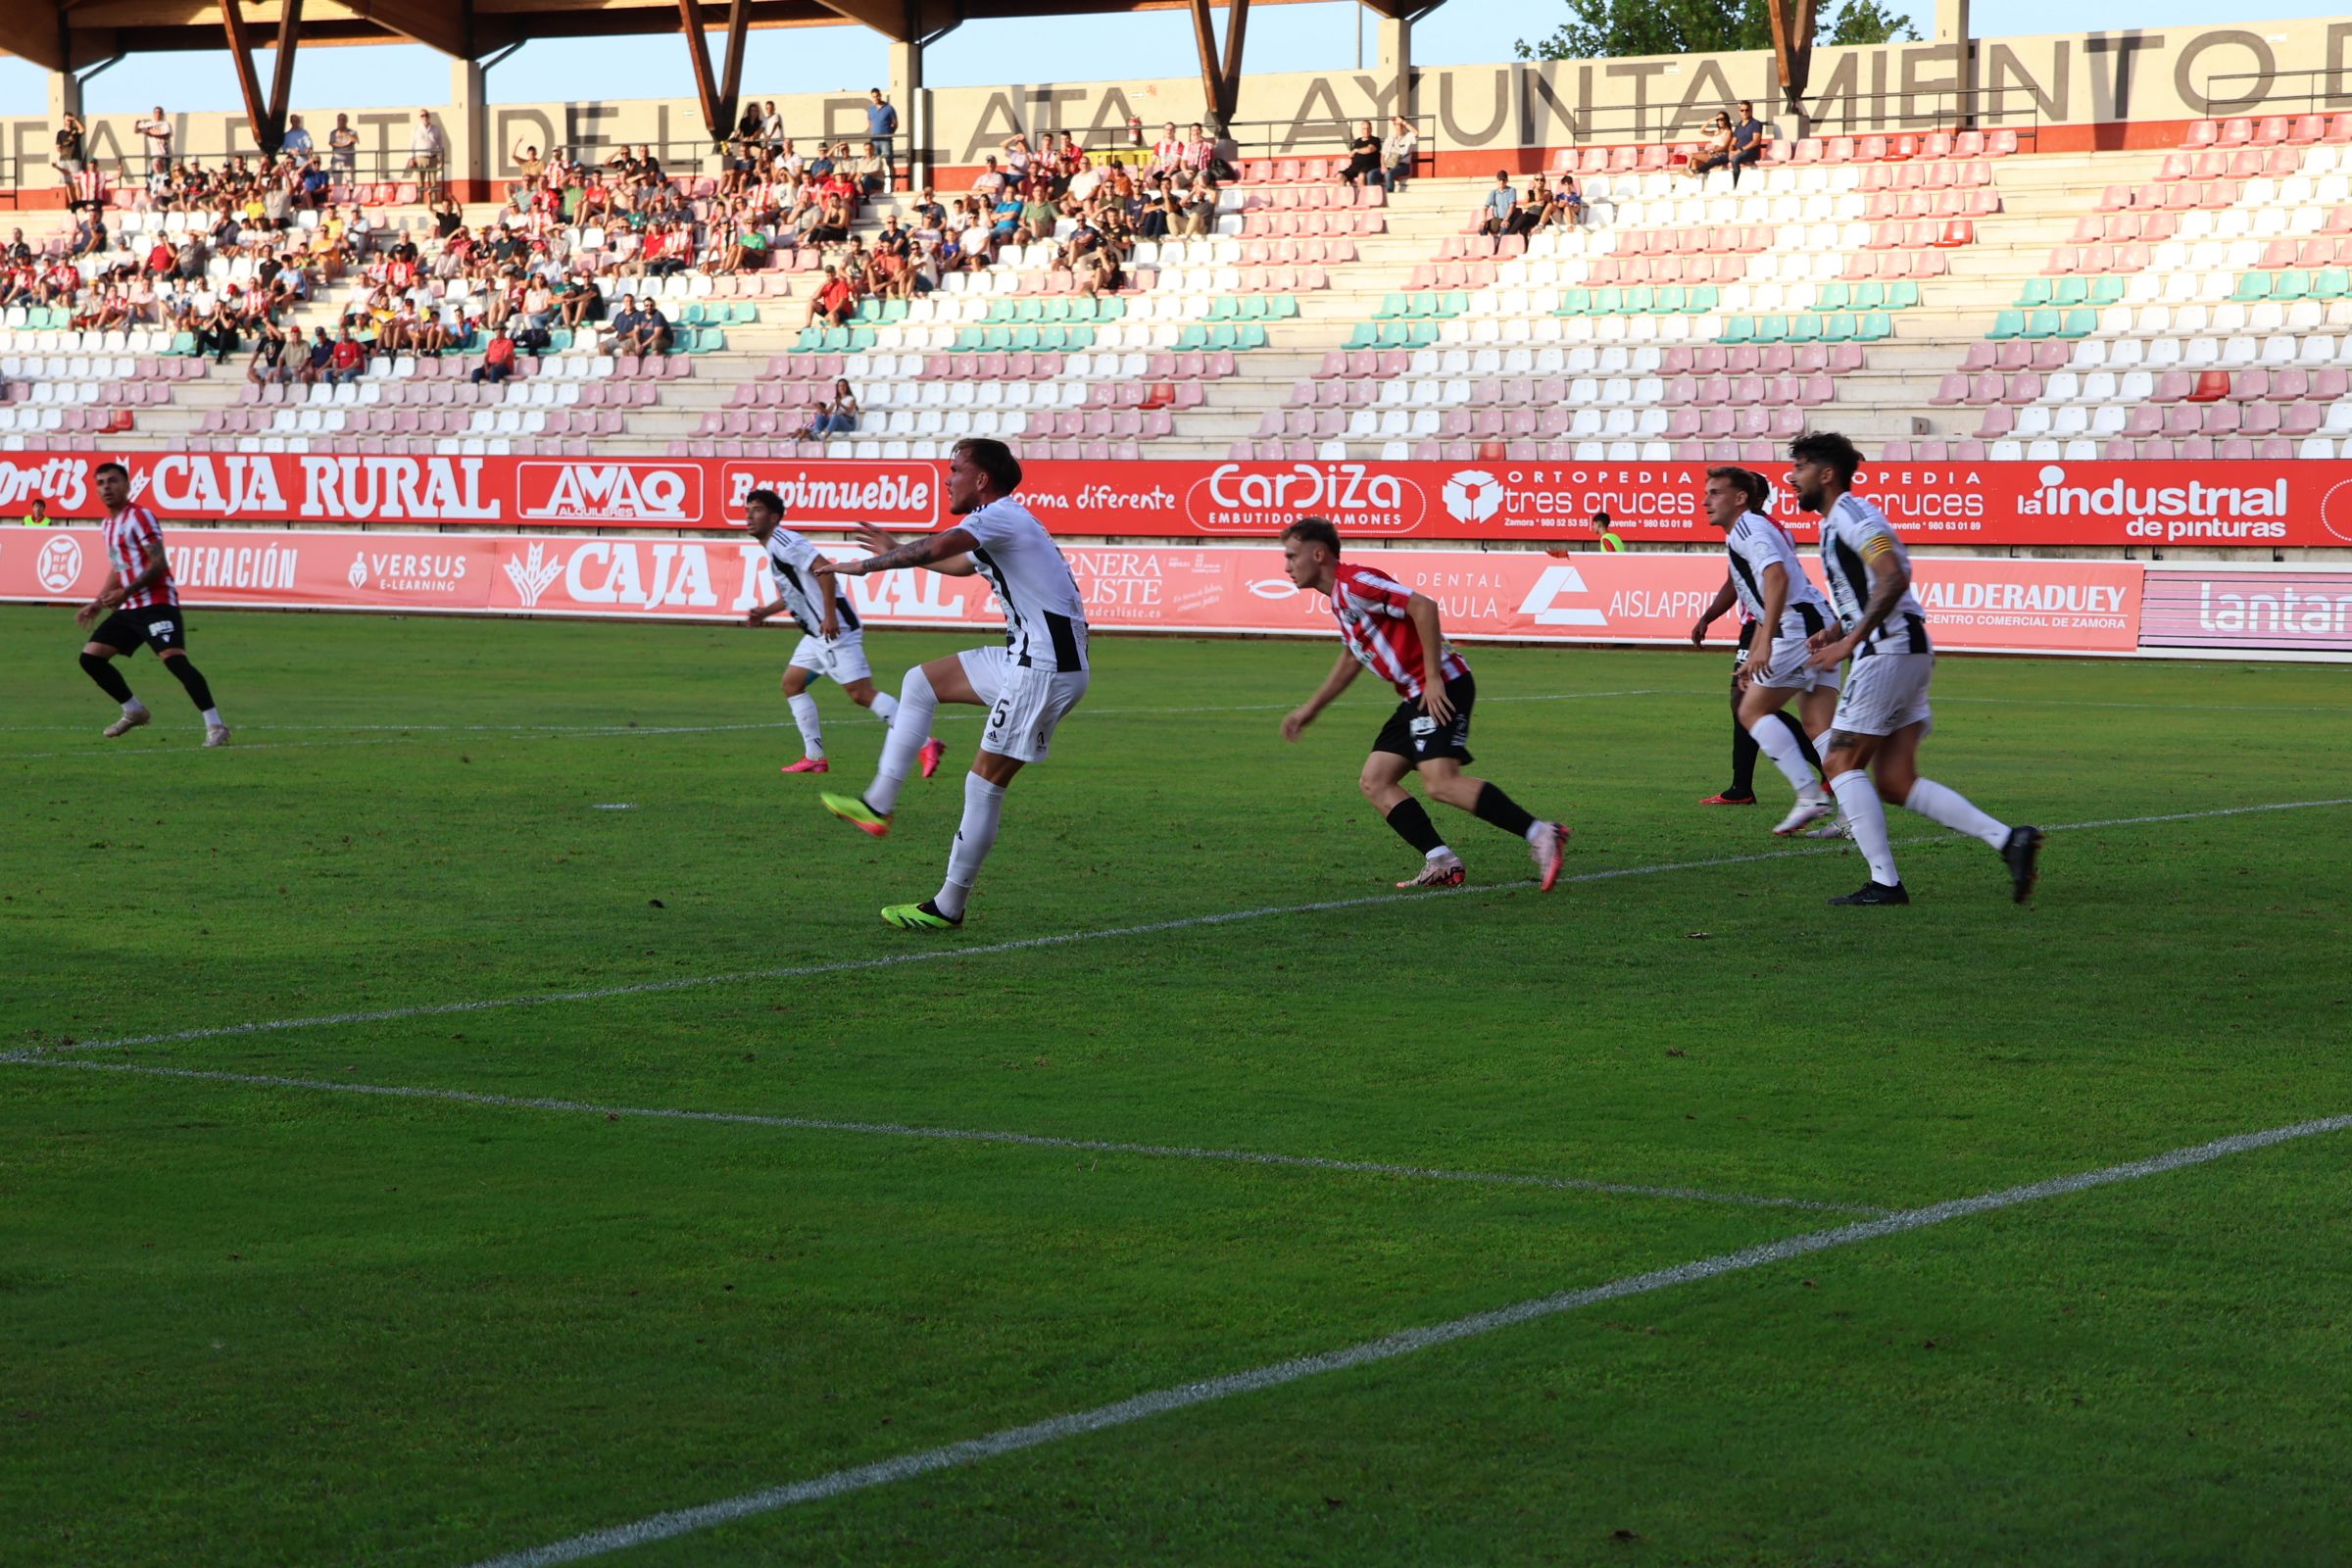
806, 265, 855, 327
326, 326, 366, 383
472, 325, 518, 385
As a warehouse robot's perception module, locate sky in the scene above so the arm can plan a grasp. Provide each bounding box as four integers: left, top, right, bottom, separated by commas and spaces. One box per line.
0, 0, 2338, 119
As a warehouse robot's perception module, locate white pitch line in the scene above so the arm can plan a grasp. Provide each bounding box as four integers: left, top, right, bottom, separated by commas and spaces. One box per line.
460, 1108, 2352, 1568
2, 1057, 1885, 1217
37, 795, 2352, 1056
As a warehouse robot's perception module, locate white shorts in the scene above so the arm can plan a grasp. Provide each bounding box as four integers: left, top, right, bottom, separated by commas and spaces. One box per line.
1751, 632, 1842, 695
1830, 651, 1935, 737
960, 645, 1089, 763
788, 629, 871, 685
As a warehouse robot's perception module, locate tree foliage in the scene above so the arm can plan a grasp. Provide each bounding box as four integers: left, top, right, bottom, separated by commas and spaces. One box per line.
1515, 0, 1919, 61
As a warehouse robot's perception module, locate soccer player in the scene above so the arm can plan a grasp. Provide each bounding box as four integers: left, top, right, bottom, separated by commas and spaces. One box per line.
1695, 466, 1839, 835
1277, 516, 1570, 891
813, 438, 1089, 930
740, 486, 943, 779
74, 461, 229, 746
1790, 431, 2041, 906
1690, 475, 1826, 811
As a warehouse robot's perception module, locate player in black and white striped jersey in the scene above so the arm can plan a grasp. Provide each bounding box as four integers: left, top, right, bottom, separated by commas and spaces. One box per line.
816, 438, 1091, 930
742, 487, 943, 779
1791, 432, 2041, 906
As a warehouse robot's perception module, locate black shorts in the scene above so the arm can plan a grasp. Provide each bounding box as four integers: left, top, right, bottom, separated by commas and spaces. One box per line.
92, 604, 187, 656
1372, 673, 1475, 765
1733, 618, 1757, 678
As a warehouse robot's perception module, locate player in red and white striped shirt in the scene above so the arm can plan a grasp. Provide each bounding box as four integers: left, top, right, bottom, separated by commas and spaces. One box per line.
1277, 517, 1569, 891
74, 462, 231, 745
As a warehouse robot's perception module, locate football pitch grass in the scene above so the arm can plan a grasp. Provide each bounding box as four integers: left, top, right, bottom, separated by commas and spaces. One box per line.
6, 604, 2350, 1568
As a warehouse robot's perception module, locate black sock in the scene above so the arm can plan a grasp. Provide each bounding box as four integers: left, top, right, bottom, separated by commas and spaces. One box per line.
165, 657, 215, 711
1774, 709, 1822, 773
1729, 714, 1759, 796
80, 651, 132, 704
1471, 781, 1537, 840
1384, 797, 1446, 856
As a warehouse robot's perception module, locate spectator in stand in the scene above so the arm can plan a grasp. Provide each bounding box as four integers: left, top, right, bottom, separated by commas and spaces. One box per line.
1182, 175, 1218, 236
1551, 172, 1587, 227
1728, 101, 1771, 184
1686, 112, 1734, 179
196, 291, 241, 363
908, 186, 947, 241
1509, 177, 1547, 237
280, 113, 314, 160
53, 113, 86, 185
1477, 171, 1519, 236
21, 497, 52, 526
1337, 121, 1382, 190
800, 378, 858, 438
1386, 115, 1418, 191
760, 101, 786, 155
1017, 178, 1056, 243
807, 189, 853, 245
1152, 122, 1184, 176
866, 89, 898, 189
328, 114, 359, 180
135, 107, 173, 174
299, 158, 329, 208
1073, 235, 1123, 299
805, 265, 855, 328
408, 110, 448, 201
326, 325, 366, 383
68, 160, 108, 214
299, 325, 333, 385
971, 155, 1006, 200
71, 209, 107, 258
609, 296, 669, 356
472, 323, 518, 384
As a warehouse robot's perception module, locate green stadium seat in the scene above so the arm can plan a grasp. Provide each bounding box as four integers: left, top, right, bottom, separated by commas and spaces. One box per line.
1556, 288, 1592, 317
1850, 281, 1884, 312
845, 326, 874, 351
1625, 285, 1655, 314
1178, 324, 1211, 351
1236, 323, 1268, 350
2057, 308, 2094, 338
1988, 309, 2026, 340
1207, 322, 1240, 351
1688, 285, 1720, 313
1343, 322, 1377, 349
982, 325, 1012, 350
1376, 292, 1408, 319
1266, 296, 1298, 319
1019, 298, 1050, 323
1886, 280, 1921, 310
548, 327, 574, 351
1067, 324, 1096, 350
1787, 314, 1823, 343
1818, 313, 1856, 342
2274, 270, 2311, 302
793, 326, 824, 352
1207, 295, 1240, 321
1717, 316, 1753, 344
1440, 290, 1468, 316
1751, 314, 1788, 343
1402, 320, 1436, 347
2314, 268, 2351, 300
953, 325, 983, 350
1592, 286, 1624, 315
1098, 298, 1126, 320
1858, 311, 1894, 341
823, 326, 853, 352
2232, 272, 2273, 302
2016, 277, 2053, 307
1814, 281, 1851, 314
2084, 277, 2121, 307
2021, 308, 2062, 339
1043, 297, 1072, 322
1239, 295, 1269, 320
677, 303, 706, 326
171, 331, 199, 356
1654, 284, 1688, 314
2051, 276, 2088, 308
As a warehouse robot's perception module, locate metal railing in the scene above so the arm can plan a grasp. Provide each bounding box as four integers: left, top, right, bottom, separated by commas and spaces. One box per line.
2199, 68, 2352, 118
1528, 80, 2056, 148
1213, 113, 1438, 175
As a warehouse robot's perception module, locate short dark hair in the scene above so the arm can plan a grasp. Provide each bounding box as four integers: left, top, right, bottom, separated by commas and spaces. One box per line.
1788, 430, 1863, 485
953, 437, 1022, 494
1705, 465, 1770, 512
744, 487, 783, 515
94, 461, 128, 481
1281, 515, 1342, 556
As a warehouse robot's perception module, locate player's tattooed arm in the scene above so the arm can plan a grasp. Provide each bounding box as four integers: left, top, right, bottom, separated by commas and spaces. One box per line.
1844, 537, 1910, 646
821, 525, 979, 578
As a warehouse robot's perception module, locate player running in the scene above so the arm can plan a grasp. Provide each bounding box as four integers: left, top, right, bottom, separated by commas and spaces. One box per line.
813, 438, 1089, 931
1790, 431, 2041, 906
740, 486, 942, 779
1277, 516, 1570, 891
74, 461, 229, 747
1694, 466, 1839, 836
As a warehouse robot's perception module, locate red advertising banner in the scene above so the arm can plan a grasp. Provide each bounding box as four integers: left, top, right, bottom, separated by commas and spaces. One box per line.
2140, 567, 2352, 656
0, 450, 2346, 549
0, 526, 2146, 657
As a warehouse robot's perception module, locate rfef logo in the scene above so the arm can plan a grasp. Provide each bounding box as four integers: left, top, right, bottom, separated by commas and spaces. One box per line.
516, 462, 702, 523
1442, 469, 1503, 524
35, 534, 82, 594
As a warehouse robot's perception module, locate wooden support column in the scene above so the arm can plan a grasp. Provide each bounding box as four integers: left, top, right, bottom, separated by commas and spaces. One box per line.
1767, 0, 1820, 118
675, 0, 751, 147
1183, 0, 1251, 133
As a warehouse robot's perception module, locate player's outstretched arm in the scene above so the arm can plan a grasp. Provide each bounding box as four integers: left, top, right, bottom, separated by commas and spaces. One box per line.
1282, 651, 1360, 742
821, 525, 979, 579
1691, 570, 1738, 646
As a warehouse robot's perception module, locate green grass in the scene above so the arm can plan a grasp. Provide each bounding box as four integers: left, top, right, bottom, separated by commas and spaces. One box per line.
4, 605, 2349, 1568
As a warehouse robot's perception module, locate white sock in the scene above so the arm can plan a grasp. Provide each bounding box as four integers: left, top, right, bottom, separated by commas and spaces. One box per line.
1749, 717, 1821, 800
865, 664, 937, 816
1522, 819, 1551, 847
1905, 777, 2009, 850
1426, 844, 1455, 861
868, 690, 899, 726
1830, 769, 1901, 886
934, 771, 1005, 919
200, 707, 222, 726
786, 693, 825, 760
122, 698, 149, 717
